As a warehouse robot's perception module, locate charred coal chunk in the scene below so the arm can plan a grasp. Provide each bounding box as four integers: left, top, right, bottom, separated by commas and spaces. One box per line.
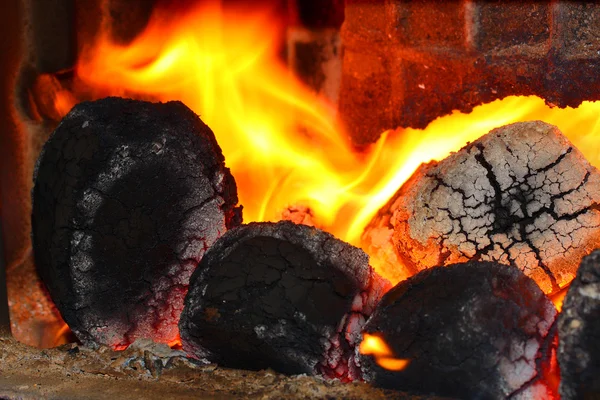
558, 250, 600, 399
359, 261, 557, 399
179, 221, 390, 381
32, 97, 242, 348
363, 121, 600, 294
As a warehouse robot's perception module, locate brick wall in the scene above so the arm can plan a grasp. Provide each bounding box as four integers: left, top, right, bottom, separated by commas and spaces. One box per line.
339, 1, 600, 146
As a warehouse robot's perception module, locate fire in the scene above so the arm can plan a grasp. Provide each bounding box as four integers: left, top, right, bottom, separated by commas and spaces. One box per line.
52, 322, 72, 347
53, 1, 600, 287
359, 333, 410, 371
550, 286, 569, 312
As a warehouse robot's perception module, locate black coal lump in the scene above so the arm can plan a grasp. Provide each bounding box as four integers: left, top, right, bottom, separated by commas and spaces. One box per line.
359, 261, 557, 399
32, 97, 241, 348
179, 221, 390, 380
558, 249, 600, 400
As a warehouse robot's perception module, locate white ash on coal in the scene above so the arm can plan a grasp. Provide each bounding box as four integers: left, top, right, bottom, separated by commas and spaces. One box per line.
558, 249, 600, 399
179, 221, 390, 381
358, 261, 557, 399
32, 97, 242, 349
363, 121, 600, 294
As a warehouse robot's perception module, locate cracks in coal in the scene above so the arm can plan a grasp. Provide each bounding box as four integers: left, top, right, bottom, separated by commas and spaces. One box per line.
472, 144, 559, 290
362, 122, 600, 296
424, 138, 592, 292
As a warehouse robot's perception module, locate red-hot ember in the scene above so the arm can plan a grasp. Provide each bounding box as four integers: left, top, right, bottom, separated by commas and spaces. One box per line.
540, 333, 561, 400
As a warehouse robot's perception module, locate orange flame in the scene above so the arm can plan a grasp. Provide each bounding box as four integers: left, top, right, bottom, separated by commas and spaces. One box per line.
550, 286, 569, 312
52, 322, 72, 347
359, 333, 410, 371
53, 2, 600, 286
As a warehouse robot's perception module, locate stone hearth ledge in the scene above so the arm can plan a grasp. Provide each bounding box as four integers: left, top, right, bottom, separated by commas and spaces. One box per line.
0, 335, 449, 399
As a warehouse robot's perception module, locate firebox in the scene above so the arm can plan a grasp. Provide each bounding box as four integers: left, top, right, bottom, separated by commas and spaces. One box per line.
1, 0, 600, 399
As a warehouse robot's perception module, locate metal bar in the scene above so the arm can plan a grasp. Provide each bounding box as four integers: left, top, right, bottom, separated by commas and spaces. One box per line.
0, 222, 11, 336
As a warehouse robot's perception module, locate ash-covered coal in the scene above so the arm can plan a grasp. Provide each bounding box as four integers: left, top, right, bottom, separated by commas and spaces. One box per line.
359, 261, 557, 399
179, 221, 390, 381
32, 97, 242, 349
363, 121, 600, 294
558, 249, 600, 399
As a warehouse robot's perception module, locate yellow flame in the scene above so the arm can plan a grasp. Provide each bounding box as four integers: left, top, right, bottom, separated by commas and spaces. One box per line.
359, 333, 410, 371
54, 2, 600, 285
550, 286, 569, 312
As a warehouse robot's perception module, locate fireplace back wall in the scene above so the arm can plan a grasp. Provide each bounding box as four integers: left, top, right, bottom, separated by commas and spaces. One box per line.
340, 1, 600, 146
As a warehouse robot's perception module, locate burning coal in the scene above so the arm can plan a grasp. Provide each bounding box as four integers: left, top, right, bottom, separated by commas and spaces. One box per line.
363, 121, 600, 294
558, 249, 600, 399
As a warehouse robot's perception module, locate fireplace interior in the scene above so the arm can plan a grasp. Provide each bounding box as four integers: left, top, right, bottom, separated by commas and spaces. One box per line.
1, 0, 600, 399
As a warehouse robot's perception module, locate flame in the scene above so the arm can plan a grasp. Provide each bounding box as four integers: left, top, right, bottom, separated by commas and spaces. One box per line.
550, 286, 569, 312
52, 322, 72, 347
52, 1, 600, 287
359, 333, 410, 371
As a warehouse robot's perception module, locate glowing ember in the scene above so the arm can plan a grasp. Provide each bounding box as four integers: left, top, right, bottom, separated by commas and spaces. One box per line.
52, 1, 600, 287
359, 333, 409, 371
167, 334, 182, 350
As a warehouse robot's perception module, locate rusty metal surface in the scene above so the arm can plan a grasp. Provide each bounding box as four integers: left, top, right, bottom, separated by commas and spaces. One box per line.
0, 218, 10, 336
0, 0, 23, 338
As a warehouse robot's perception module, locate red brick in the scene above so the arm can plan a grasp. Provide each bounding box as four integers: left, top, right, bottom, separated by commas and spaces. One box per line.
554, 2, 600, 60
338, 47, 395, 146
342, 0, 390, 43
474, 1, 551, 52
394, 54, 483, 129
391, 0, 469, 50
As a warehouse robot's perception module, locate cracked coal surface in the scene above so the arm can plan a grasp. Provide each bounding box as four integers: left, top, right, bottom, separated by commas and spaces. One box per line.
179, 221, 391, 381
359, 261, 557, 399
558, 249, 600, 400
363, 121, 600, 294
32, 97, 242, 348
